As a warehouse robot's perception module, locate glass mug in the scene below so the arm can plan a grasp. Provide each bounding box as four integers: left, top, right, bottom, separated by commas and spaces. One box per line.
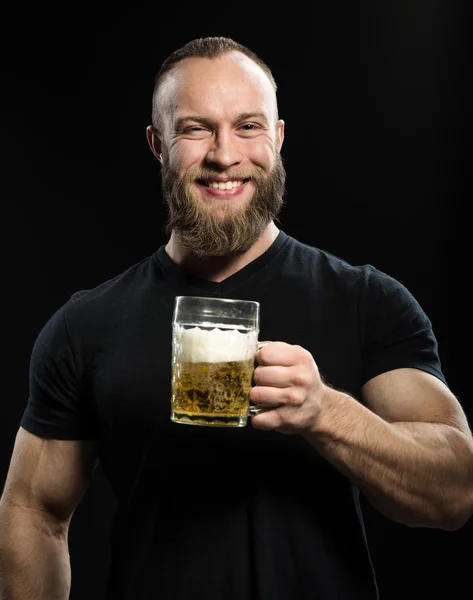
170, 295, 264, 427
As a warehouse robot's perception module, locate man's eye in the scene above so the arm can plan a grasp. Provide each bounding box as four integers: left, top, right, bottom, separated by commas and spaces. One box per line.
179, 126, 211, 138
239, 123, 258, 131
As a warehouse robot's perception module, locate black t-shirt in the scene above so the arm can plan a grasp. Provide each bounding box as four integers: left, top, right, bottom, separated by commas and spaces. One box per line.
20, 230, 446, 600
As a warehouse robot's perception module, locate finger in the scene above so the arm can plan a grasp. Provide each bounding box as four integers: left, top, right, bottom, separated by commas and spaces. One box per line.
257, 340, 273, 350
253, 365, 290, 388
250, 409, 283, 431
255, 341, 302, 366
250, 385, 285, 407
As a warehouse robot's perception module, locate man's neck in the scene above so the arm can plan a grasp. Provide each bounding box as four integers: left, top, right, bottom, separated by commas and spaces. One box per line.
165, 222, 280, 283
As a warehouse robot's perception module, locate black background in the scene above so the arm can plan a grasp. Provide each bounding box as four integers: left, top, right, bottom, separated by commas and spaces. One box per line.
1, 1, 471, 599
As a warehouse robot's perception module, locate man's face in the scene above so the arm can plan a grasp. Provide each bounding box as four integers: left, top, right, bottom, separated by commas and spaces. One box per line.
151, 52, 286, 257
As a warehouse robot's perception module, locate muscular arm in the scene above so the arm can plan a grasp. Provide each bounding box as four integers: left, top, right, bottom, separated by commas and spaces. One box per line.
304, 368, 473, 530
0, 427, 99, 600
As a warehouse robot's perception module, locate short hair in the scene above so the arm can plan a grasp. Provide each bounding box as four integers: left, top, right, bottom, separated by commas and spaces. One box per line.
151, 36, 278, 129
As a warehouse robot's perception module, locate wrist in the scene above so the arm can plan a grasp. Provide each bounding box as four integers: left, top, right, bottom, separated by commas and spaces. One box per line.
305, 385, 355, 442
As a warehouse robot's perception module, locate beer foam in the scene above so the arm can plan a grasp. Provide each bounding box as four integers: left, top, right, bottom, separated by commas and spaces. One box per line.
176, 326, 258, 363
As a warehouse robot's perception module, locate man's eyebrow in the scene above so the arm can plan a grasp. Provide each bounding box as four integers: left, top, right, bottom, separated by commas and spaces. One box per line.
174, 112, 269, 129
174, 116, 209, 128
236, 112, 269, 124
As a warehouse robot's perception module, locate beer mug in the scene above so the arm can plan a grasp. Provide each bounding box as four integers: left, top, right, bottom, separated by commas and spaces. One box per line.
170, 295, 262, 427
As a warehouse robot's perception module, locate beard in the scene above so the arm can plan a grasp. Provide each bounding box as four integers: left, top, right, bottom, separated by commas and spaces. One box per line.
160, 153, 286, 257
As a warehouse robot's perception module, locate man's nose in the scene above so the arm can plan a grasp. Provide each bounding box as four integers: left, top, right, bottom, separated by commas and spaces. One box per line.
205, 130, 242, 169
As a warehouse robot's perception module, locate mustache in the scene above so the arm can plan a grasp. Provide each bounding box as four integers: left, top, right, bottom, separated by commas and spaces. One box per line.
181, 166, 266, 183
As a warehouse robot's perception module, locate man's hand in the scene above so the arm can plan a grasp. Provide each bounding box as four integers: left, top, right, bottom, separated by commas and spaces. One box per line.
250, 341, 329, 433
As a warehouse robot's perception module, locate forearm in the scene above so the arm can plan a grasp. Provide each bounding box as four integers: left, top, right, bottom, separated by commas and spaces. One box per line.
0, 502, 71, 600
303, 388, 473, 530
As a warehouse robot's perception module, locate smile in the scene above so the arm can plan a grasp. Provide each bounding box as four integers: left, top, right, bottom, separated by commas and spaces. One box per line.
197, 178, 250, 190
195, 178, 251, 199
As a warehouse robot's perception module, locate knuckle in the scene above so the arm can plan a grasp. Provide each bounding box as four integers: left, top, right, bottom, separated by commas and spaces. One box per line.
275, 414, 285, 429
289, 366, 311, 388
294, 344, 308, 358
286, 388, 304, 405
296, 345, 315, 367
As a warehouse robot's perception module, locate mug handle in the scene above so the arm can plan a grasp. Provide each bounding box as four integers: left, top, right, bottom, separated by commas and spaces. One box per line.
249, 341, 273, 417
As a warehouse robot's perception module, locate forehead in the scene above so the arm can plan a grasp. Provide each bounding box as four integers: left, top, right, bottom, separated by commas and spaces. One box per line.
159, 52, 277, 124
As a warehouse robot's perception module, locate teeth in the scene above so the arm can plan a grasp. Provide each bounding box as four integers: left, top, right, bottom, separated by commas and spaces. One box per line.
208, 180, 243, 189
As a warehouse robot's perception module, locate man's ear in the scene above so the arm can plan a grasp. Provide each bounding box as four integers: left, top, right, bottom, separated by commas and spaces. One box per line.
146, 125, 163, 162
276, 119, 285, 153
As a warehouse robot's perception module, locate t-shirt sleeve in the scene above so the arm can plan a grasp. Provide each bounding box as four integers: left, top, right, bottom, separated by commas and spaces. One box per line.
360, 266, 447, 387
20, 298, 100, 440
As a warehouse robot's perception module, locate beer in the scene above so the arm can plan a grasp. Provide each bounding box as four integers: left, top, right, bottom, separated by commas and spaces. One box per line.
171, 325, 258, 427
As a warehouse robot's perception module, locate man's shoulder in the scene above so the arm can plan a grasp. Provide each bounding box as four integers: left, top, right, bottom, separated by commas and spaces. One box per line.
66, 252, 158, 313
280, 234, 411, 306
285, 233, 373, 280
